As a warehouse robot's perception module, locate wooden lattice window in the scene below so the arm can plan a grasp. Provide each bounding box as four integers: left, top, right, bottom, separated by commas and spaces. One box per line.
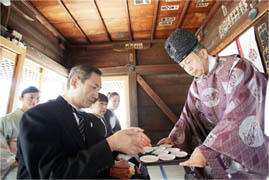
0, 58, 15, 116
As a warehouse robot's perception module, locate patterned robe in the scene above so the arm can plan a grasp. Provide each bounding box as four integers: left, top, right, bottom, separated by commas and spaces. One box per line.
169, 55, 268, 179
0, 108, 23, 179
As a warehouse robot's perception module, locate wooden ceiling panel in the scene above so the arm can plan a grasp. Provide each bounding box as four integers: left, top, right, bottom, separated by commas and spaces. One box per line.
76, 20, 108, 41
131, 16, 153, 31
103, 18, 129, 34
110, 32, 131, 41
27, 0, 218, 45
182, 12, 207, 29
158, 1, 185, 16
96, 0, 127, 19
30, 0, 59, 7
188, 0, 215, 13
128, 0, 155, 17
53, 22, 87, 43
30, 2, 71, 24
87, 34, 110, 43
133, 31, 152, 40
156, 15, 178, 31
62, 0, 99, 21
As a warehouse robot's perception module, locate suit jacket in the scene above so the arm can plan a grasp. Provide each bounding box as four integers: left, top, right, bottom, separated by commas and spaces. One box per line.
16, 96, 114, 179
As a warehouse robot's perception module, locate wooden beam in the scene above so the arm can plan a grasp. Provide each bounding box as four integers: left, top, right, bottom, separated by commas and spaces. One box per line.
0, 36, 25, 54
58, 0, 91, 43
26, 46, 68, 77
93, 0, 112, 42
1, 5, 11, 27
137, 74, 178, 123
176, 0, 191, 28
125, 0, 133, 41
151, 0, 160, 40
72, 39, 166, 49
21, 0, 68, 44
195, 1, 222, 36
11, 4, 34, 22
99, 64, 184, 76
100, 66, 129, 76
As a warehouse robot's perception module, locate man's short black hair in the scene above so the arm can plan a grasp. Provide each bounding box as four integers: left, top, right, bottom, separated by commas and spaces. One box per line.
67, 65, 102, 89
21, 86, 40, 97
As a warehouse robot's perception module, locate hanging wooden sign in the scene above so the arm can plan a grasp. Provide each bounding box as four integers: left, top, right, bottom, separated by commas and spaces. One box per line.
254, 12, 269, 74
112, 42, 151, 52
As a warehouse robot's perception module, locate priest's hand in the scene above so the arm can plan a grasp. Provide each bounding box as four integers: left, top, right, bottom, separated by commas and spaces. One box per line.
157, 137, 174, 146
179, 147, 207, 168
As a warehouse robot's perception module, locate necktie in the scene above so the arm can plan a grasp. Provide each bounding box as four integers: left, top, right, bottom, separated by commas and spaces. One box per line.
71, 107, 86, 141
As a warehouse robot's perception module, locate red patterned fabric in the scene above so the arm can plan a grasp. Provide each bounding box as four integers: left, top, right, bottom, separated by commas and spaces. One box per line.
170, 55, 268, 179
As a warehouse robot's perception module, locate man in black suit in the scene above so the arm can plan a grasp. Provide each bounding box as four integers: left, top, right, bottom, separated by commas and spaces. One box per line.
16, 65, 151, 179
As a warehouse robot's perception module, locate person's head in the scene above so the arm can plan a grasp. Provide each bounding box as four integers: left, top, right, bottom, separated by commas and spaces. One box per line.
107, 92, 120, 111
164, 28, 209, 77
66, 65, 102, 109
90, 93, 108, 117
19, 86, 40, 112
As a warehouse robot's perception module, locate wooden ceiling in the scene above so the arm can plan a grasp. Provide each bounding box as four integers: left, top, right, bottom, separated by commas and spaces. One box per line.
28, 0, 218, 45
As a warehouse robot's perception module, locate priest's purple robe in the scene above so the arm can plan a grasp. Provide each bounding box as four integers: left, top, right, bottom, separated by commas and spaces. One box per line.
169, 55, 268, 179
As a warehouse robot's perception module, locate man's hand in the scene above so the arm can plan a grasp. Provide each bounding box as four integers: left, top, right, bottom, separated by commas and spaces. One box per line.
179, 147, 207, 168
107, 127, 151, 155
157, 137, 174, 146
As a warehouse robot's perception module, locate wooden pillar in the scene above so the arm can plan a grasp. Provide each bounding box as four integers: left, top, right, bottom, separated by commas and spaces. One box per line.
8, 53, 25, 112
39, 67, 44, 90
128, 49, 138, 127
1, 5, 10, 27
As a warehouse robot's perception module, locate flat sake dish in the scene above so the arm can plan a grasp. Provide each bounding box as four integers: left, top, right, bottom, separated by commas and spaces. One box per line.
159, 154, 176, 161
159, 144, 173, 148
152, 149, 169, 155
152, 146, 166, 151
166, 147, 180, 153
140, 155, 159, 163
172, 151, 188, 158
144, 146, 154, 153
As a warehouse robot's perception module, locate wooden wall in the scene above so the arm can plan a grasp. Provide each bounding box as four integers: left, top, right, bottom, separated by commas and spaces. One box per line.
6, 1, 66, 65
71, 43, 193, 144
